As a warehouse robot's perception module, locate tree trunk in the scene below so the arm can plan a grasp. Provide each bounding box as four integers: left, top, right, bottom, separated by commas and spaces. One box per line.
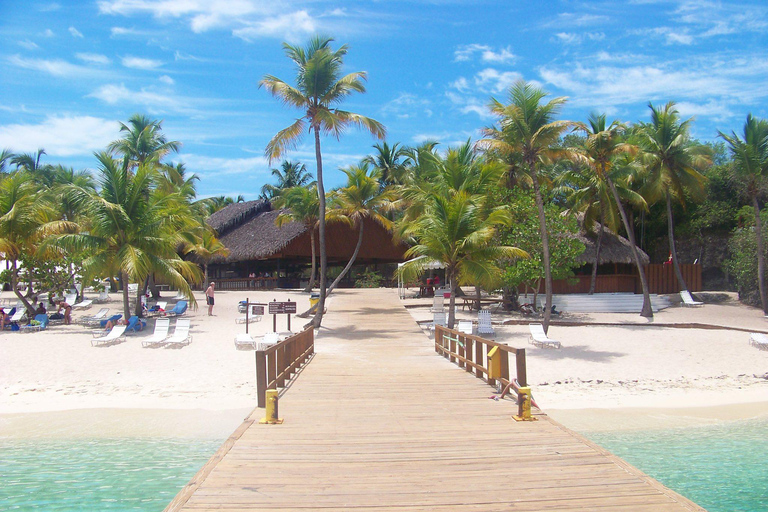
148, 273, 160, 299
753, 197, 767, 314
135, 277, 148, 317
474, 284, 482, 311
531, 169, 553, 332
312, 126, 327, 329
607, 178, 653, 317
666, 193, 688, 292
11, 260, 34, 318
589, 205, 606, 295
203, 265, 209, 292
304, 227, 317, 293
447, 268, 457, 329
121, 271, 131, 320
327, 220, 364, 294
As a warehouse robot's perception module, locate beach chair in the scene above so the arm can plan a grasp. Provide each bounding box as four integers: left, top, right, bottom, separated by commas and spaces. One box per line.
430, 294, 445, 313
165, 300, 187, 317
93, 290, 110, 304
234, 333, 258, 350
477, 309, 495, 338
236, 311, 263, 324
749, 333, 768, 351
99, 314, 122, 328
91, 324, 127, 346
528, 323, 562, 349
79, 308, 109, 325
142, 318, 171, 348
427, 311, 447, 334
125, 316, 146, 334
127, 283, 139, 294
72, 299, 93, 310
21, 314, 49, 332
457, 320, 474, 335
164, 318, 192, 348
146, 301, 167, 317
680, 290, 704, 307
8, 308, 26, 325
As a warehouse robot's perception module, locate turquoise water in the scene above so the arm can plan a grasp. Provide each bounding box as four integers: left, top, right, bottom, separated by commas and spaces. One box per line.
0, 437, 221, 511
586, 418, 768, 512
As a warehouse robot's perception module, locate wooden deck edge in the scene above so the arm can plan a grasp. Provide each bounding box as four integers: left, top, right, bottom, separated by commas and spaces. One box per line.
162, 405, 261, 512
538, 411, 708, 512
502, 318, 768, 334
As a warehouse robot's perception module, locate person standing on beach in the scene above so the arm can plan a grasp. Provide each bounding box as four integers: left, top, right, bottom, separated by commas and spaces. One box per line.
205, 282, 215, 316
56, 300, 72, 325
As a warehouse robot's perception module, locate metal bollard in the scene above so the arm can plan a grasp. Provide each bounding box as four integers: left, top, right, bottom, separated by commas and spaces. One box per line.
513, 386, 537, 422
259, 389, 284, 424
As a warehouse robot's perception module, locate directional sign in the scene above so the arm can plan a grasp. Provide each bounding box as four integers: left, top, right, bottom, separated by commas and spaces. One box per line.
251, 305, 264, 315
268, 301, 297, 314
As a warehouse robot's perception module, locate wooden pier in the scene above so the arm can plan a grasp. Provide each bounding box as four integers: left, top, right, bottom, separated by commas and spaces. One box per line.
165, 288, 705, 512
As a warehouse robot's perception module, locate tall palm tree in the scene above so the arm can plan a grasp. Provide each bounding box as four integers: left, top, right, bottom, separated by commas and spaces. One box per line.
638, 102, 711, 293
261, 160, 314, 200
480, 80, 578, 331
0, 148, 14, 177
274, 185, 321, 292
363, 141, 409, 189
11, 148, 54, 187
184, 226, 229, 288
260, 35, 386, 328
575, 113, 653, 316
107, 114, 181, 168
719, 114, 768, 313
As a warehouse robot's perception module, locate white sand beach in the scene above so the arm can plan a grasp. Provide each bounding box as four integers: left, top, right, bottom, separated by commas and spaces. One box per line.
1, 288, 767, 438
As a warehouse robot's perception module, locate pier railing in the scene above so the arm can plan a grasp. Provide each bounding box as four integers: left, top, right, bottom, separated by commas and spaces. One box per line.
255, 328, 314, 408
215, 277, 278, 291
435, 325, 527, 395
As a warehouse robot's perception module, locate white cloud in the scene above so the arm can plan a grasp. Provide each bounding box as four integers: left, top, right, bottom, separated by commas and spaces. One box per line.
159, 75, 175, 85
381, 93, 432, 119
76, 52, 111, 65
68, 26, 84, 38
110, 26, 150, 37
547, 12, 611, 28
122, 56, 163, 69
452, 68, 523, 95
454, 44, 515, 64
0, 115, 118, 157
18, 40, 39, 50
89, 83, 185, 112
233, 11, 316, 42
7, 54, 96, 77
42, 29, 55, 37
179, 153, 269, 176
554, 32, 606, 45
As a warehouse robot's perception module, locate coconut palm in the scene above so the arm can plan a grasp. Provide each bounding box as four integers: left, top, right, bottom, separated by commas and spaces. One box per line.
185, 226, 229, 288
0, 148, 14, 177
573, 113, 653, 316
719, 114, 768, 313
274, 185, 321, 292
107, 114, 181, 168
11, 148, 54, 187
260, 35, 386, 328
364, 141, 409, 189
261, 160, 314, 200
480, 80, 578, 331
637, 102, 711, 293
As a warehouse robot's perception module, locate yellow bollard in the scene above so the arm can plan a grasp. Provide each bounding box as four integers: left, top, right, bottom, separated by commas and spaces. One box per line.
259, 389, 284, 424
487, 346, 501, 380
513, 386, 537, 422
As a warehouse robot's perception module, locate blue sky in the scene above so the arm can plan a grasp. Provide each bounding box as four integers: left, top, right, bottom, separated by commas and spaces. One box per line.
1, 1, 767, 199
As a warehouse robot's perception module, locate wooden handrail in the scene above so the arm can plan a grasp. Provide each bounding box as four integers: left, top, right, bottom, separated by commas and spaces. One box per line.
214, 277, 279, 291
434, 325, 527, 395
255, 328, 314, 408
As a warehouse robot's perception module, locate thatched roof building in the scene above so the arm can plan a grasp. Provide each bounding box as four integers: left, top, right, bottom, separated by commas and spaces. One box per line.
572, 223, 650, 266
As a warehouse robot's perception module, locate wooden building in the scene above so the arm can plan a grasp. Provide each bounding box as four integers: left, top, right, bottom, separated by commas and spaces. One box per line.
206, 200, 408, 289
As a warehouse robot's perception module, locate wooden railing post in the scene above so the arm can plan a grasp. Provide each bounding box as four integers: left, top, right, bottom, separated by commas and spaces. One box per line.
516, 348, 527, 387
255, 349, 267, 408
500, 347, 509, 384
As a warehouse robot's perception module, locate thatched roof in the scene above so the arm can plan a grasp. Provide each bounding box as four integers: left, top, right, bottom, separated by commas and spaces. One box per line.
209, 207, 306, 263
573, 223, 650, 266
207, 199, 272, 236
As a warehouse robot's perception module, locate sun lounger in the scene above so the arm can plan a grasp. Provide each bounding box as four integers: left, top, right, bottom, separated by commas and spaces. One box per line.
79, 308, 109, 325
142, 318, 171, 348
528, 323, 562, 349
430, 294, 444, 313
236, 312, 262, 324
165, 300, 187, 317
457, 320, 473, 335
93, 290, 110, 304
234, 333, 258, 350
125, 316, 146, 333
64, 293, 77, 305
146, 301, 167, 317
680, 290, 704, 307
427, 311, 447, 334
21, 314, 49, 332
72, 299, 93, 310
99, 314, 122, 328
165, 318, 192, 347
477, 309, 495, 338
91, 324, 127, 346
749, 332, 768, 351
8, 308, 26, 324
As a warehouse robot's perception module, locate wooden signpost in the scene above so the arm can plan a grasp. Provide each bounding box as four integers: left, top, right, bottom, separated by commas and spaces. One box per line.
269, 299, 297, 332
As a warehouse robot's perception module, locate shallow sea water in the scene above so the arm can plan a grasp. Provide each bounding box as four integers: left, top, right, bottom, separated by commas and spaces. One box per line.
0, 437, 221, 511
585, 417, 768, 512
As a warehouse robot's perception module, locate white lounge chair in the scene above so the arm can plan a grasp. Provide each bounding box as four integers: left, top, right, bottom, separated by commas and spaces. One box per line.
749, 333, 768, 351
93, 290, 110, 304
142, 318, 171, 348
78, 307, 109, 325
7, 308, 26, 325
91, 324, 127, 346
236, 312, 262, 324
680, 290, 704, 307
477, 309, 495, 338
427, 311, 447, 334
165, 318, 192, 348
64, 293, 77, 305
234, 333, 258, 350
430, 294, 444, 313
146, 301, 167, 317
528, 323, 561, 349
457, 320, 474, 335
72, 299, 93, 310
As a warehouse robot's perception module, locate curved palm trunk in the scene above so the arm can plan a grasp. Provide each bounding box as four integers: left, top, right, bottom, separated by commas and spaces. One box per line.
327, 221, 364, 295
531, 169, 553, 333
474, 284, 482, 311
11, 260, 34, 318
304, 227, 317, 293
135, 278, 148, 317
607, 178, 653, 318
121, 271, 131, 320
753, 197, 767, 314
448, 267, 457, 329
203, 265, 209, 292
312, 126, 327, 329
665, 193, 688, 292
589, 205, 606, 295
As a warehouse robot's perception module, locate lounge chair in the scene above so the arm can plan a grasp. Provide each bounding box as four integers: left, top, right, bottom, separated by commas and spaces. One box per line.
8, 308, 26, 325
99, 314, 122, 328
430, 294, 445, 313
234, 333, 258, 350
93, 290, 110, 304
142, 318, 171, 348
528, 323, 562, 349
91, 324, 127, 346
236, 311, 262, 324
457, 320, 474, 335
21, 314, 49, 332
165, 318, 192, 347
749, 333, 768, 351
127, 283, 139, 294
146, 301, 167, 317
78, 308, 109, 325
125, 316, 146, 333
72, 299, 93, 310
477, 309, 495, 338
680, 290, 704, 307
165, 300, 187, 317
427, 311, 447, 334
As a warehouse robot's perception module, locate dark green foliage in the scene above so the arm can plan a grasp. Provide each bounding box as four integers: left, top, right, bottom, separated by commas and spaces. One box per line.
724, 210, 768, 307
354, 268, 383, 288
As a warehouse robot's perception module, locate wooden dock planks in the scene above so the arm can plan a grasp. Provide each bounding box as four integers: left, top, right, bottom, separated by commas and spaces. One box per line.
166, 288, 705, 512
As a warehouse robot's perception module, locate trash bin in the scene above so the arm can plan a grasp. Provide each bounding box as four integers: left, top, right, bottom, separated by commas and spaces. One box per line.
309, 292, 320, 308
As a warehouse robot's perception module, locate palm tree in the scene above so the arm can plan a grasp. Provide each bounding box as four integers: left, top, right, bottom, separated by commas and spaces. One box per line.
364, 141, 409, 189
107, 114, 181, 168
480, 80, 578, 332
260, 35, 386, 328
719, 114, 768, 313
274, 185, 321, 292
261, 161, 314, 200
11, 148, 54, 187
574, 113, 653, 316
185, 226, 229, 288
638, 102, 711, 293
0, 148, 14, 177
